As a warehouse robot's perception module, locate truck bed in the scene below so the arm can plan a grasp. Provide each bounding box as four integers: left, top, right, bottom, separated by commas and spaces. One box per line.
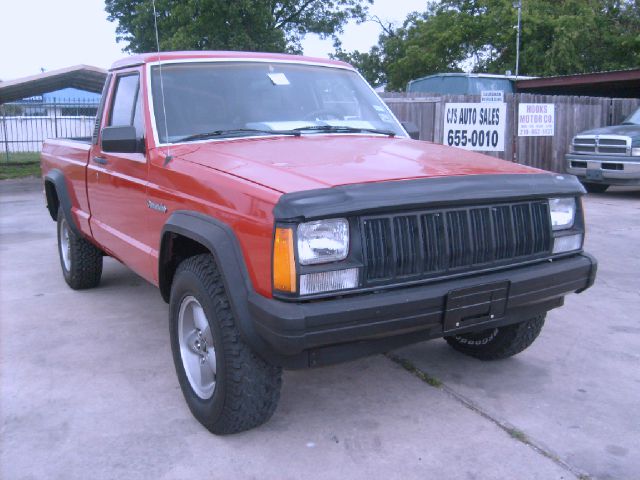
40, 138, 92, 236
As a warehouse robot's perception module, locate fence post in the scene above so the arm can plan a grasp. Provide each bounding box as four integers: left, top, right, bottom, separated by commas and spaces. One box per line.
512, 93, 518, 163
53, 99, 58, 138
608, 99, 615, 125
1, 105, 9, 162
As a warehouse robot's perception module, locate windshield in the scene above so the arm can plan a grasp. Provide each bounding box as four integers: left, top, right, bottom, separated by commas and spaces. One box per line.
150, 61, 405, 143
623, 107, 640, 125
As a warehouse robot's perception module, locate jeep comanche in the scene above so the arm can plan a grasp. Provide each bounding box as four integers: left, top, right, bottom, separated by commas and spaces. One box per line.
567, 106, 640, 192
41, 51, 597, 434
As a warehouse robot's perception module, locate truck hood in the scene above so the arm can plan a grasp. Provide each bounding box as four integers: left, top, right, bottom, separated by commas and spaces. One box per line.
579, 123, 640, 138
173, 135, 540, 193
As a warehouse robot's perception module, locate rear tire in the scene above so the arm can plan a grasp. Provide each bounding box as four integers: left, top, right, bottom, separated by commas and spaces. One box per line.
582, 182, 608, 193
57, 209, 102, 289
444, 314, 545, 360
169, 254, 282, 435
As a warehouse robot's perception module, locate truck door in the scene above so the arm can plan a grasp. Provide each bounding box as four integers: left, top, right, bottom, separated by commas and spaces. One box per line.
88, 69, 155, 282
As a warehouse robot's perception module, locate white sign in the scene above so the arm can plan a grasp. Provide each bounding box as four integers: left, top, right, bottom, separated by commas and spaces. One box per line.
518, 103, 555, 136
481, 90, 504, 103
442, 103, 507, 152
267, 72, 290, 85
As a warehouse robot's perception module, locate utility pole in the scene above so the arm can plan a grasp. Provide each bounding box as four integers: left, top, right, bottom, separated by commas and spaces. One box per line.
513, 0, 523, 164
515, 0, 522, 79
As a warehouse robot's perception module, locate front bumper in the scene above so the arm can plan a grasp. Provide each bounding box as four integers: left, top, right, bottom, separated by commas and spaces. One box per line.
248, 253, 597, 368
566, 153, 640, 185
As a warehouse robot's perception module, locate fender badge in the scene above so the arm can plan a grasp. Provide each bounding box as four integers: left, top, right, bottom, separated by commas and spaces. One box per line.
147, 200, 168, 213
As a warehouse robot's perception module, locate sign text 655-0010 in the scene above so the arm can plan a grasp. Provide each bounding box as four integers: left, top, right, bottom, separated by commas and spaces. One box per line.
442, 103, 507, 152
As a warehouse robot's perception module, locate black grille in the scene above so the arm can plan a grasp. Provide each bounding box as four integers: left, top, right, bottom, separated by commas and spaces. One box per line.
361, 201, 552, 283
598, 138, 626, 146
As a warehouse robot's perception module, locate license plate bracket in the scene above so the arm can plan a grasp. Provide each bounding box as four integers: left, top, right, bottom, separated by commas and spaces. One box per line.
443, 281, 510, 333
586, 169, 604, 181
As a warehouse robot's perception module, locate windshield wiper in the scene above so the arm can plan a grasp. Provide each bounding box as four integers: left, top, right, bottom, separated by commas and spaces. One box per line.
293, 125, 396, 137
176, 128, 301, 143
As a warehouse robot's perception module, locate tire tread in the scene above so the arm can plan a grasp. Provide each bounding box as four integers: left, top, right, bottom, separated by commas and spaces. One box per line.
174, 254, 282, 434
57, 210, 102, 289
445, 314, 546, 360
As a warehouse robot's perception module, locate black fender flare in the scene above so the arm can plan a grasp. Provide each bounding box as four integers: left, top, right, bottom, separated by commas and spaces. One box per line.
44, 169, 81, 235
159, 211, 279, 363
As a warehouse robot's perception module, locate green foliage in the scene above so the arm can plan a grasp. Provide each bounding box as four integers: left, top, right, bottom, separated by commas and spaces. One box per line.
339, 0, 640, 91
105, 0, 372, 54
333, 46, 385, 86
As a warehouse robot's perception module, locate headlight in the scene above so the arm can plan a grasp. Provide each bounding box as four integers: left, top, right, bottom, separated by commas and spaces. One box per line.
632, 147, 640, 156
297, 218, 349, 265
549, 197, 576, 230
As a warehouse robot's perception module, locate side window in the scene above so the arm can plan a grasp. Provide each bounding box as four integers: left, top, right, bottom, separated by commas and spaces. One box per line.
92, 74, 112, 145
132, 91, 144, 139
109, 74, 139, 127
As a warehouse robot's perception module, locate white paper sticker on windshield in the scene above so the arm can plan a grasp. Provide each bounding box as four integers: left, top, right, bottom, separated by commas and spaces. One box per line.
268, 73, 290, 86
373, 105, 385, 112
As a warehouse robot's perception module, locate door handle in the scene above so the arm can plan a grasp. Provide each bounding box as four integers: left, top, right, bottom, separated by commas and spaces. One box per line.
93, 156, 108, 165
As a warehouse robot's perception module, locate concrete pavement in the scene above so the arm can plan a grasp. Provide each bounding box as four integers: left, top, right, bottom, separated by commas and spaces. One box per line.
1, 178, 638, 480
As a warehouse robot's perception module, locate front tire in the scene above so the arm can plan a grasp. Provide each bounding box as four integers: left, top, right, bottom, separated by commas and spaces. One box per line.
169, 254, 282, 435
582, 182, 608, 193
444, 314, 545, 360
57, 209, 102, 289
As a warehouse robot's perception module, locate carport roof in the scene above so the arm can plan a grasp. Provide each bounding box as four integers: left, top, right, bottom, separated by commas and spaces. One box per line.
516, 69, 640, 98
0, 65, 107, 103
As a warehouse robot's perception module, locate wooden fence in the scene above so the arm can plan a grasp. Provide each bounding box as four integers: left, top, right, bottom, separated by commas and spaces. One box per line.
381, 93, 640, 173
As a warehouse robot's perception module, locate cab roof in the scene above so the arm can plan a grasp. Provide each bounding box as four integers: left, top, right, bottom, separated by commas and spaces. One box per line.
110, 51, 352, 71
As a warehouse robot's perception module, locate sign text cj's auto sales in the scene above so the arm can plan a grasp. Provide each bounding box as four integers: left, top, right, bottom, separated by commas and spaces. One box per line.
443, 103, 507, 152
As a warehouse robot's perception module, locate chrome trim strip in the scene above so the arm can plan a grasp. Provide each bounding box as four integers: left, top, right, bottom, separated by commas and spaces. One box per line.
572, 134, 631, 156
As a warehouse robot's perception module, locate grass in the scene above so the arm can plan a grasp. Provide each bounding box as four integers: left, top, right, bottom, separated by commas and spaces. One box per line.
506, 427, 528, 443
0, 152, 41, 180
386, 353, 443, 388
385, 352, 593, 479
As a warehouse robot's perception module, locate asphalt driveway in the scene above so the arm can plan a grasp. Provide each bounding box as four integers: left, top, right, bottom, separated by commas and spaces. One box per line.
1, 178, 638, 480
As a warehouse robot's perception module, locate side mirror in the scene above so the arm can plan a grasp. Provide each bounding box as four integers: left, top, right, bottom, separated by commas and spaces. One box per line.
101, 126, 142, 153
401, 122, 420, 140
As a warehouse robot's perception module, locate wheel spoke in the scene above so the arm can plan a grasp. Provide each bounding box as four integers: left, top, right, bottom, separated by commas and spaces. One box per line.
178, 295, 217, 399
200, 358, 216, 390
192, 304, 210, 335
206, 350, 217, 376
59, 217, 71, 271
184, 348, 201, 385
184, 329, 199, 350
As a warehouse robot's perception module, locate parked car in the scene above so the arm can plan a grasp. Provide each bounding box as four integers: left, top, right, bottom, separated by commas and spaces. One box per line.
566, 106, 640, 192
40, 51, 597, 435
406, 72, 534, 95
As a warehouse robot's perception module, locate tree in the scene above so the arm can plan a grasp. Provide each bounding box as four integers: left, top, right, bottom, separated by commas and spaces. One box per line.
339, 0, 640, 91
332, 15, 396, 87
105, 0, 372, 54
333, 46, 386, 86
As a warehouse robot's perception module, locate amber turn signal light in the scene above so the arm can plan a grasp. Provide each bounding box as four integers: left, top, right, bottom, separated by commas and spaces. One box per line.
273, 227, 296, 293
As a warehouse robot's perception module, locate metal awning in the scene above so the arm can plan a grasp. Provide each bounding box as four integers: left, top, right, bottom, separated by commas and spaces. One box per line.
516, 69, 640, 98
0, 65, 107, 103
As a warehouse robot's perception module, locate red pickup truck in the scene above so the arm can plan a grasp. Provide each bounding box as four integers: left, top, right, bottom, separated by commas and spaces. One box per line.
41, 51, 596, 434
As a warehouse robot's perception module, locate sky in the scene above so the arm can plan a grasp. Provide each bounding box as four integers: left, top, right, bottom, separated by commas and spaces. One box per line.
0, 0, 428, 81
